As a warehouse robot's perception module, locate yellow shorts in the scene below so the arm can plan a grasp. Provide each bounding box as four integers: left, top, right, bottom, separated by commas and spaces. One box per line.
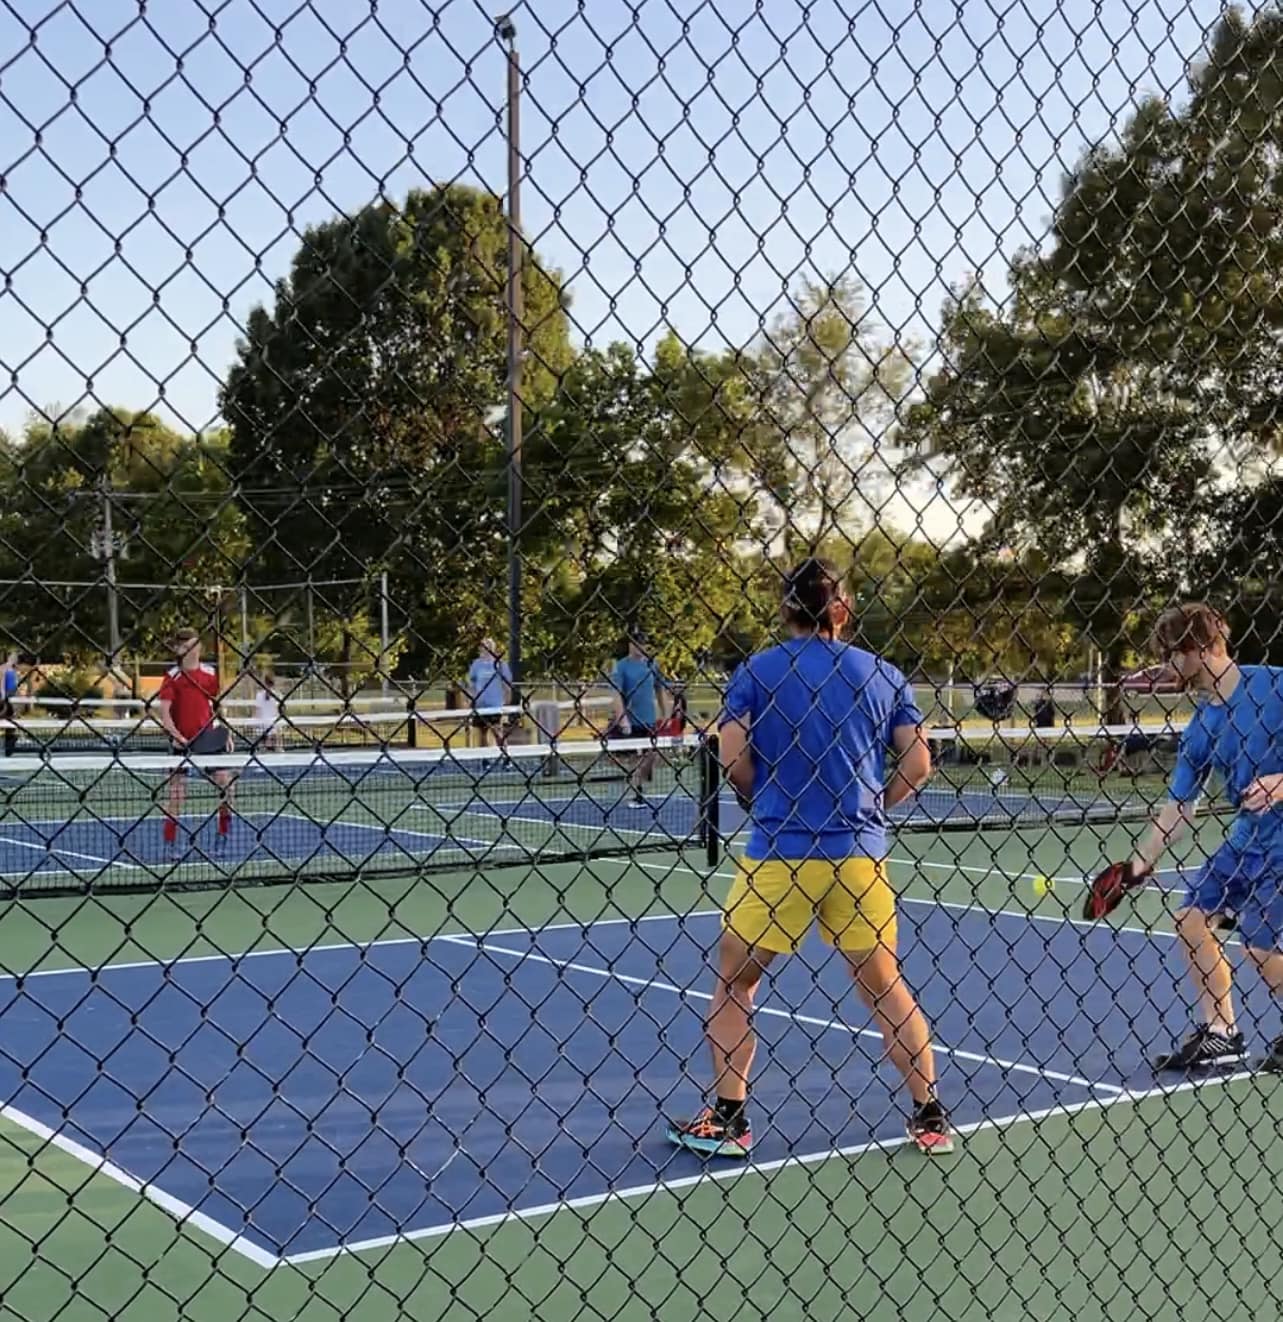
722, 856, 896, 955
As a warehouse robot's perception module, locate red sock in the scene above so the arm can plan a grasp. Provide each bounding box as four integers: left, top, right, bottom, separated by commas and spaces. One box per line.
218, 804, 231, 835
163, 817, 178, 844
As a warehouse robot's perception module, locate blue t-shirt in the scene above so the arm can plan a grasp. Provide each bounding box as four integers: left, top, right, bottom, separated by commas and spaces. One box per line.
1168, 664, 1283, 854
2, 668, 16, 698
611, 656, 663, 728
720, 637, 924, 861
466, 657, 511, 712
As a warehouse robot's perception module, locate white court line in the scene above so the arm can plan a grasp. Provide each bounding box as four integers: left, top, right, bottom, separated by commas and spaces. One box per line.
440, 934, 1120, 1095
0, 908, 710, 983
280, 1071, 1251, 1266
0, 834, 136, 870
412, 801, 659, 842
0, 847, 1186, 984
270, 809, 498, 852
0, 873, 1228, 1271
0, 1101, 279, 1270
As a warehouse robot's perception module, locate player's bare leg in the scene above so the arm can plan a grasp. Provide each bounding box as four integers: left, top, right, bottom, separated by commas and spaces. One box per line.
163, 771, 186, 859
1175, 907, 1238, 1033
706, 929, 776, 1103
845, 941, 953, 1153
1246, 945, 1283, 1073
666, 929, 774, 1157
1151, 907, 1246, 1071
845, 943, 937, 1103
212, 769, 235, 853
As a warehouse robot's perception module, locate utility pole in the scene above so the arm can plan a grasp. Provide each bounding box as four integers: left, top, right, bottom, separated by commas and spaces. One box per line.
98, 475, 122, 675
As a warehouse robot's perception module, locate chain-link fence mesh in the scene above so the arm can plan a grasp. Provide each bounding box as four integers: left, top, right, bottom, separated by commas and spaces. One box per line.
3, 0, 1283, 1317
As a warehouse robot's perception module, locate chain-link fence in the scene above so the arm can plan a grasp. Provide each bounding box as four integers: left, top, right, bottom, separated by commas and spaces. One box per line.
3, 0, 1283, 1318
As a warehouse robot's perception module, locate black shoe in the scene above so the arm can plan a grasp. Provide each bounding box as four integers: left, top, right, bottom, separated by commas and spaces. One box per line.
1257, 1035, 1283, 1074
907, 1099, 955, 1155
1152, 1025, 1246, 1072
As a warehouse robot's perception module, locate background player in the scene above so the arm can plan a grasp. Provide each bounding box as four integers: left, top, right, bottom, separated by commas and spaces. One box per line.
465, 638, 512, 748
251, 672, 284, 753
1087, 602, 1283, 1072
610, 630, 669, 807
156, 628, 235, 857
666, 558, 952, 1157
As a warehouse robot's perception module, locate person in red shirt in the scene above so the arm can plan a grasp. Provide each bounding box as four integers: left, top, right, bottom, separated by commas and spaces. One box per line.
156, 628, 235, 855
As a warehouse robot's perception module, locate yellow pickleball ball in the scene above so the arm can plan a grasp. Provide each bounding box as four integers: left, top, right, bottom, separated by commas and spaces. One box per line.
1032, 875, 1055, 897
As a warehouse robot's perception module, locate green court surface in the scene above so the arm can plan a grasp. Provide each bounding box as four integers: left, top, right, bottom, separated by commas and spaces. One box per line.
1, 818, 1280, 1322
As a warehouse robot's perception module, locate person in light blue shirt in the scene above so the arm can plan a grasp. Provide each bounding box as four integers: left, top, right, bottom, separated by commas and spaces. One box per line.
1, 651, 18, 758
465, 638, 512, 748
610, 632, 668, 806
1113, 603, 1283, 1073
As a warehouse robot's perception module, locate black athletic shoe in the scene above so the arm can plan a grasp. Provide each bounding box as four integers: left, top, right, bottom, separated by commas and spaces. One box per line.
1257, 1035, 1283, 1074
1152, 1025, 1246, 1072
907, 1099, 955, 1155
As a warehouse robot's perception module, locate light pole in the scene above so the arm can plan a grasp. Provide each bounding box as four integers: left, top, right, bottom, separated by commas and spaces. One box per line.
498, 13, 524, 710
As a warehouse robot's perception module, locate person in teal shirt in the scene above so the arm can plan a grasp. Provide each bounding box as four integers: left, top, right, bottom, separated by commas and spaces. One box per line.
610, 633, 668, 806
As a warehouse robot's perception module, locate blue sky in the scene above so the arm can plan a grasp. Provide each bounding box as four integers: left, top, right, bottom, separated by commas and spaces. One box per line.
0, 0, 1233, 453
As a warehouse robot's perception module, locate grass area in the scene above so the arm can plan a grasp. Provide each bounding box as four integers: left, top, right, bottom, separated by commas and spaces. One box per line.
0, 820, 1275, 1321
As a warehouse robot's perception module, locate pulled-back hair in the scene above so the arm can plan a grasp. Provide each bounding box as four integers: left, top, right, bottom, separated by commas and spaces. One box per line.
1152, 602, 1229, 656
782, 558, 846, 634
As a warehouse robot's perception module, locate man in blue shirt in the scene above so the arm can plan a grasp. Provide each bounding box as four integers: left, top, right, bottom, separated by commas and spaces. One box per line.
665, 559, 951, 1157
464, 639, 512, 748
1110, 603, 1283, 1072
610, 632, 668, 807
1, 651, 18, 758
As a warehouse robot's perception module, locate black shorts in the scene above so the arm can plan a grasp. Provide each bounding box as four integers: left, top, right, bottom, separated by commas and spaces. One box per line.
471, 713, 503, 730
174, 725, 233, 760
628, 723, 655, 741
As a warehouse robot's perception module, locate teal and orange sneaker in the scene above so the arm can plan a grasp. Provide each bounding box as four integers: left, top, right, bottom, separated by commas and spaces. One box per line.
665, 1106, 752, 1158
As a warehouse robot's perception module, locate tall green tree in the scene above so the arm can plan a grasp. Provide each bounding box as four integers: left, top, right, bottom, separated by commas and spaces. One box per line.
519, 335, 764, 681
221, 183, 575, 677
751, 276, 913, 550
0, 409, 248, 669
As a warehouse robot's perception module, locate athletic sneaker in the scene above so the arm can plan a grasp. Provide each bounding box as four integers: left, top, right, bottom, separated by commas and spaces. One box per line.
628, 795, 649, 810
1152, 1024, 1246, 1072
665, 1106, 752, 1158
907, 1099, 955, 1155
1257, 1034, 1283, 1074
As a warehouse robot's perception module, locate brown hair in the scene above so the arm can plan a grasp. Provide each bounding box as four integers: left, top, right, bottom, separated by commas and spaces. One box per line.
170, 628, 199, 648
1152, 602, 1229, 656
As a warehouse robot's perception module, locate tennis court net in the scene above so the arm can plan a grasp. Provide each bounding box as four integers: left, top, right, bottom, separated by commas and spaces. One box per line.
0, 733, 713, 896
706, 721, 1197, 855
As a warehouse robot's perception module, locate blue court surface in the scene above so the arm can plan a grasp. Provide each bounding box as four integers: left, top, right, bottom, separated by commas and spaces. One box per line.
0, 895, 1270, 1266
0, 791, 704, 881
0, 783, 1143, 883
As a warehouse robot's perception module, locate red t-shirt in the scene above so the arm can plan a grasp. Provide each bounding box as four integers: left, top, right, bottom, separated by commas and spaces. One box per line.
158, 664, 219, 740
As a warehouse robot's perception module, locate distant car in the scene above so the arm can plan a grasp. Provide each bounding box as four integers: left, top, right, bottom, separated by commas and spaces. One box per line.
1120, 664, 1182, 693
973, 679, 1016, 720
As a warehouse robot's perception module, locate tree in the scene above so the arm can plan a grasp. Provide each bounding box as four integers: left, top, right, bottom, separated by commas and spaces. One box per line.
221, 183, 575, 677
0, 409, 249, 671
900, 8, 1283, 706
518, 336, 765, 681
750, 276, 914, 550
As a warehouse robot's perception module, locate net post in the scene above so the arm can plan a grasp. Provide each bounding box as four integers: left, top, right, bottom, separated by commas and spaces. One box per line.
406, 693, 417, 749
701, 731, 720, 868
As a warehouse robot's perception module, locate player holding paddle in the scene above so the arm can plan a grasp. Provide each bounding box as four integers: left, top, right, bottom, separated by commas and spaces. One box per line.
1083, 603, 1283, 1072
